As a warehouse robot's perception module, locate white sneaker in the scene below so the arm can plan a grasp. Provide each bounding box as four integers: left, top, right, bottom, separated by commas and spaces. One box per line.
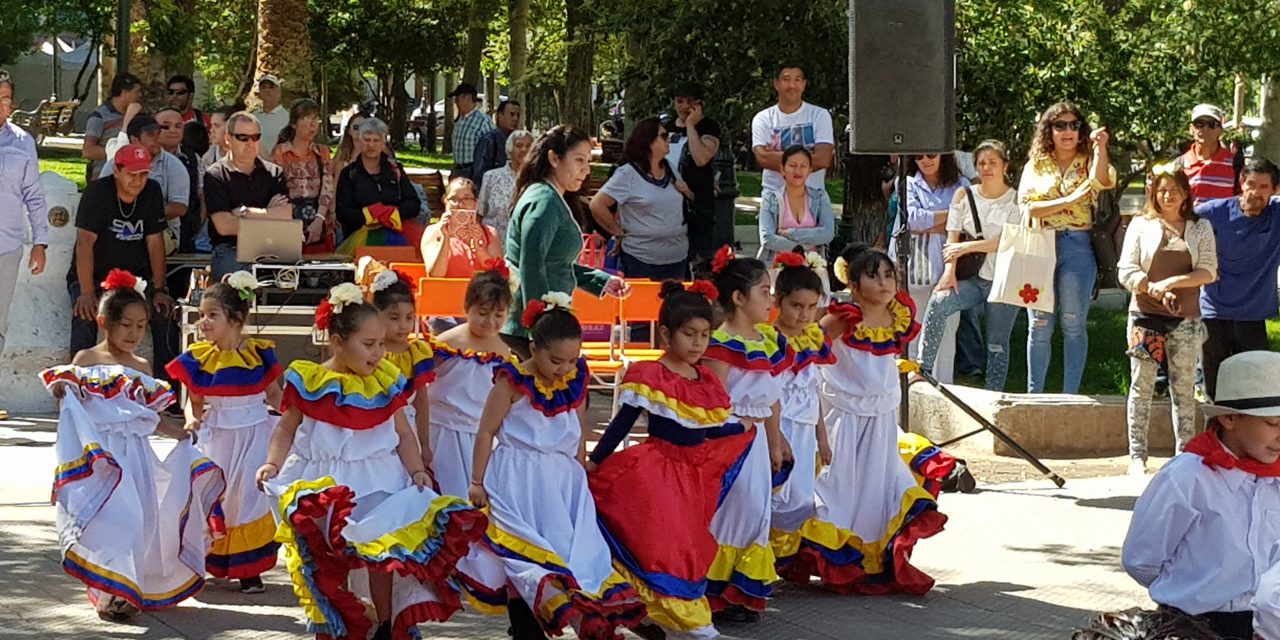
1127, 458, 1147, 477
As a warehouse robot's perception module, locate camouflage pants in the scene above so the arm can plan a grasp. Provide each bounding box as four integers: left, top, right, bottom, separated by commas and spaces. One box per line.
1126, 315, 1203, 460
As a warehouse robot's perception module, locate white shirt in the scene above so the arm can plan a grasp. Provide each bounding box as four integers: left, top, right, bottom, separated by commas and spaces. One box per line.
751, 102, 833, 193
252, 105, 290, 161
1122, 452, 1280, 615
946, 186, 1020, 281
1255, 561, 1280, 639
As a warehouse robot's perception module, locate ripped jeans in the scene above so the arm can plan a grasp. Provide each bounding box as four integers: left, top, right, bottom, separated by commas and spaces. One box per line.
1027, 230, 1096, 394
918, 277, 1019, 391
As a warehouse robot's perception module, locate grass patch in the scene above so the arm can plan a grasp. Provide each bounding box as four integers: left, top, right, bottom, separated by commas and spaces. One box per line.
734, 171, 844, 203
38, 147, 89, 191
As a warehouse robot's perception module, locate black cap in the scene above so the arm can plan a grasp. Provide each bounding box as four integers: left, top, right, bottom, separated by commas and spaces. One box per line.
673, 83, 705, 101
449, 82, 479, 98
127, 114, 160, 139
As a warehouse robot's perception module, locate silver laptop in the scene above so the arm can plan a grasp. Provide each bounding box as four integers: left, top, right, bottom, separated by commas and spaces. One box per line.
237, 218, 304, 263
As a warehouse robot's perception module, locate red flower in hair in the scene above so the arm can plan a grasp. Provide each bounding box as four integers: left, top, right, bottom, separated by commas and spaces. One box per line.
315, 298, 334, 331
393, 270, 417, 295
773, 252, 806, 269
687, 280, 719, 302
481, 258, 510, 280
101, 268, 138, 292
712, 245, 735, 275
521, 299, 548, 328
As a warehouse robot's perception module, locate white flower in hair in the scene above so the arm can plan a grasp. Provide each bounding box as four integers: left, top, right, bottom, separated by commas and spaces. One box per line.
370, 269, 400, 293
541, 291, 574, 311
805, 251, 828, 272
328, 282, 365, 313
133, 276, 149, 297
226, 270, 261, 293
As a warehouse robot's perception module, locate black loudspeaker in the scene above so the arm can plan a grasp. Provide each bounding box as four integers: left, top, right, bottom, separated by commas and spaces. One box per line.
848, 0, 956, 154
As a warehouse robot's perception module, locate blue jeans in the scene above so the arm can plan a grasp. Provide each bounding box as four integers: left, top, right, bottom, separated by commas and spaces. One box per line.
955, 305, 986, 374
210, 244, 248, 282
619, 251, 687, 282
918, 277, 1020, 391
1027, 230, 1096, 394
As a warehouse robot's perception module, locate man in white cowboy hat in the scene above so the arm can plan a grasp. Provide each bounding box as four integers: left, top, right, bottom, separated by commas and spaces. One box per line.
1123, 351, 1280, 640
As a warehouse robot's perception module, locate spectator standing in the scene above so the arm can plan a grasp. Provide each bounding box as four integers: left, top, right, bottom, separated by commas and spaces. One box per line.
1118, 166, 1217, 475
166, 74, 210, 129
476, 129, 533, 244
250, 74, 289, 160
755, 145, 835, 264
590, 117, 689, 281
272, 98, 335, 253
82, 73, 142, 178
335, 117, 421, 254
1196, 159, 1280, 399
1179, 104, 1239, 205
67, 145, 177, 372
204, 112, 293, 279
204, 107, 233, 165
449, 83, 496, 177
751, 64, 834, 194
421, 177, 502, 277
470, 99, 521, 186
1017, 101, 1115, 394
667, 83, 724, 268
100, 113, 191, 256
0, 71, 49, 368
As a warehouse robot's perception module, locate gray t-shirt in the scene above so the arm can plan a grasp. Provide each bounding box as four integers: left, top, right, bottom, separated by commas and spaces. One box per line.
84, 102, 124, 176
600, 162, 688, 265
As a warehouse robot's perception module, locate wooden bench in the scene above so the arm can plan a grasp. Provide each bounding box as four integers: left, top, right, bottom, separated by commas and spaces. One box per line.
405, 169, 446, 219
582, 174, 608, 199
11, 99, 80, 145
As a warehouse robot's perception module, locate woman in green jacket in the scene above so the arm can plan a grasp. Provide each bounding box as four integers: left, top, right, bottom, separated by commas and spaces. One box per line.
501, 125, 630, 357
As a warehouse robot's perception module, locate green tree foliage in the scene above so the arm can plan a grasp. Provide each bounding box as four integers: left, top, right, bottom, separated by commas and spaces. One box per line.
0, 0, 113, 66
195, 0, 257, 103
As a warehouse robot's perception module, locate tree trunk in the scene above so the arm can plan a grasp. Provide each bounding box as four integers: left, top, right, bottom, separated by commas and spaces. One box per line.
508, 0, 529, 117
1258, 75, 1280, 164
562, 0, 593, 129
390, 66, 408, 146
1234, 73, 1247, 132
443, 71, 456, 153
486, 74, 497, 113
462, 0, 495, 85
255, 0, 313, 105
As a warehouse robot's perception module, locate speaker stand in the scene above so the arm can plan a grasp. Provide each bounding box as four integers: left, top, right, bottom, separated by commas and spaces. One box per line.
894, 154, 912, 433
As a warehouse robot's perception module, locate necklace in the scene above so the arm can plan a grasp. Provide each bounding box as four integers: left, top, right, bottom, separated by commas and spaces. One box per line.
116, 195, 138, 220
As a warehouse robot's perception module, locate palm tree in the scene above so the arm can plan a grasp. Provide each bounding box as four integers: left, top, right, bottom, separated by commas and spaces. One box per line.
254, 0, 312, 102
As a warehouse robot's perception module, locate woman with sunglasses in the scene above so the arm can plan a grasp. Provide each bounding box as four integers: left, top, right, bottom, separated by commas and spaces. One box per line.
589, 116, 689, 281
892, 151, 968, 382
1017, 101, 1115, 393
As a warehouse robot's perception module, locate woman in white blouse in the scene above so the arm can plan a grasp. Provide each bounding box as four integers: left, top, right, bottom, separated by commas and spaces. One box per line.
477, 129, 534, 244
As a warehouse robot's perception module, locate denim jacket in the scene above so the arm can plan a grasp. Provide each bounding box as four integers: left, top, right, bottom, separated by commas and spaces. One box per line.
756, 185, 835, 262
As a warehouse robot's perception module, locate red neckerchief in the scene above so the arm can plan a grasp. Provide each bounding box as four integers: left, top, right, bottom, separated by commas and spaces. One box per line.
1183, 430, 1280, 478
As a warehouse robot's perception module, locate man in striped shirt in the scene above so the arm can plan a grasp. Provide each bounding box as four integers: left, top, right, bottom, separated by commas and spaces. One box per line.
1178, 104, 1239, 205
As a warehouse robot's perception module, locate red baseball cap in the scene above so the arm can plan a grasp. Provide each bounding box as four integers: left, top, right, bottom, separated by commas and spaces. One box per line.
114, 144, 152, 173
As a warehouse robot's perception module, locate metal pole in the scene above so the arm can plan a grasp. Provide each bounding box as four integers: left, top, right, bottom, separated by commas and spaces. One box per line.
115, 0, 130, 76
896, 154, 910, 432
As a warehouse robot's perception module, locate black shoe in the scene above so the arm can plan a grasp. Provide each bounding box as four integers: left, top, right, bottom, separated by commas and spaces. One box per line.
1153, 377, 1170, 398
373, 621, 392, 640
632, 622, 667, 640
238, 576, 265, 594
713, 605, 757, 624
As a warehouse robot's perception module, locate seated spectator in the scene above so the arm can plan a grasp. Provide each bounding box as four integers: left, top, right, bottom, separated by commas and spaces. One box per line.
421, 176, 502, 278
67, 145, 177, 384
100, 113, 191, 256
272, 98, 335, 253
203, 106, 233, 165
204, 112, 293, 279
589, 116, 689, 281
335, 117, 421, 254
755, 145, 835, 264
476, 129, 533, 244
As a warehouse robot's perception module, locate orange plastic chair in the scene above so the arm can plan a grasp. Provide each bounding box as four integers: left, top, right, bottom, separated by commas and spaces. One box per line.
572, 289, 624, 389
617, 280, 678, 362
357, 245, 419, 265
389, 262, 427, 284
416, 277, 470, 319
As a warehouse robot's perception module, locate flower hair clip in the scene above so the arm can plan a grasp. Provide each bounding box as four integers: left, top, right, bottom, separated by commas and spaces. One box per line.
316, 282, 365, 330
370, 269, 415, 295
773, 253, 806, 269
480, 258, 510, 280
520, 291, 573, 328
711, 245, 735, 275
224, 270, 262, 301
805, 251, 828, 272
687, 280, 719, 302
833, 256, 851, 285
101, 268, 148, 297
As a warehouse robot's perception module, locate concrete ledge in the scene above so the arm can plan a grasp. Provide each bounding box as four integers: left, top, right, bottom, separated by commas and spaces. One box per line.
907, 382, 1187, 458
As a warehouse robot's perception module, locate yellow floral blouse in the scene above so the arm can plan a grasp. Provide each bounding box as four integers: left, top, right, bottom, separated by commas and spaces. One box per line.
1017, 153, 1117, 231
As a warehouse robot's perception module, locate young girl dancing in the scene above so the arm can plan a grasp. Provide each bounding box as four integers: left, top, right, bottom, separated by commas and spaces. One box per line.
702, 246, 795, 622
469, 293, 645, 640
587, 280, 756, 640
44, 269, 224, 621
370, 269, 435, 469
781, 245, 946, 595
256, 283, 487, 640
429, 260, 515, 499
165, 271, 281, 593
768, 251, 836, 548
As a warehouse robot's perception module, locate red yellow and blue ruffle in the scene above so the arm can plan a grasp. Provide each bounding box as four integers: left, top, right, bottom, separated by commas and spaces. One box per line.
383, 337, 438, 391
705, 542, 778, 612
485, 525, 647, 637
703, 323, 794, 375
164, 339, 283, 397
430, 337, 516, 366
786, 323, 836, 372
52, 442, 119, 501
616, 361, 732, 429
899, 432, 957, 499
281, 360, 412, 430
206, 512, 280, 579
494, 359, 588, 417
827, 291, 920, 356
772, 487, 946, 595
41, 365, 174, 411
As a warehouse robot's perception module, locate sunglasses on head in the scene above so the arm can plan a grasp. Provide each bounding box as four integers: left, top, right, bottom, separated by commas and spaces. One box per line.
1192, 119, 1221, 130
231, 133, 262, 142
1051, 120, 1083, 132
167, 88, 189, 96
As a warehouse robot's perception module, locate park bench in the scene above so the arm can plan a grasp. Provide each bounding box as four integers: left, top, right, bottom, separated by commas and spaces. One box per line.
405, 169, 446, 218
11, 99, 80, 146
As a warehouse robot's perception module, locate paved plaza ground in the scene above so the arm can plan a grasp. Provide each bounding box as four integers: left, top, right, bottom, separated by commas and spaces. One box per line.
0, 413, 1156, 639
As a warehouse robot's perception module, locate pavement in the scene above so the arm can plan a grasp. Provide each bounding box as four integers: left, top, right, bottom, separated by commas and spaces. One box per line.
0, 413, 1155, 639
